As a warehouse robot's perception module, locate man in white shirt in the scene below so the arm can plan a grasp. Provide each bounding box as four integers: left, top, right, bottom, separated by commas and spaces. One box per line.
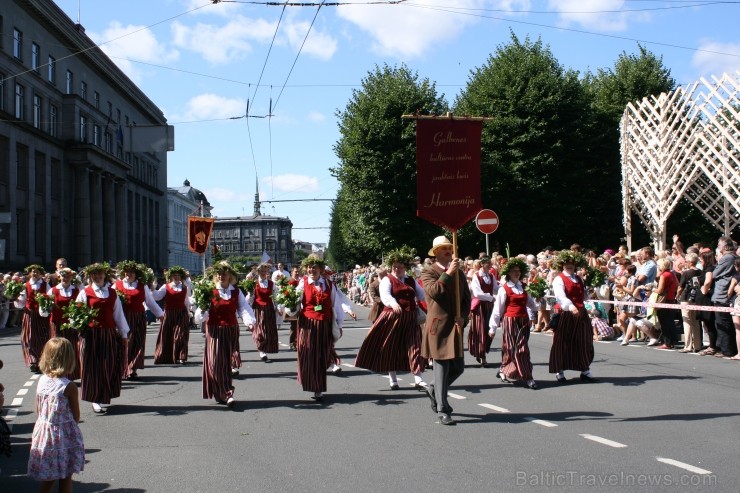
271, 263, 290, 283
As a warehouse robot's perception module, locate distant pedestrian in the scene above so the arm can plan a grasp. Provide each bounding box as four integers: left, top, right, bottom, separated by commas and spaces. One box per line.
15, 265, 52, 373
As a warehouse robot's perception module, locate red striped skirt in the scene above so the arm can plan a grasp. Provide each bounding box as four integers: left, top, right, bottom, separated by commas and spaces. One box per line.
252, 304, 279, 353
52, 321, 82, 381
355, 309, 424, 374
468, 300, 493, 358
499, 316, 533, 381
21, 309, 51, 367
231, 325, 242, 368
297, 315, 332, 393
548, 309, 594, 373
154, 308, 190, 364
80, 327, 125, 404
202, 324, 237, 401
124, 311, 148, 375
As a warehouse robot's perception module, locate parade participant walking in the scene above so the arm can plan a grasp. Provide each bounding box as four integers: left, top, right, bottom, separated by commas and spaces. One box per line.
113, 261, 164, 380
489, 257, 539, 389
469, 256, 498, 367
548, 251, 597, 383
287, 267, 301, 351
44, 268, 81, 381
247, 263, 280, 362
75, 263, 130, 414
14, 265, 52, 373
421, 236, 471, 426
355, 247, 428, 391
194, 261, 255, 407
152, 266, 191, 365
27, 338, 85, 492
295, 255, 344, 402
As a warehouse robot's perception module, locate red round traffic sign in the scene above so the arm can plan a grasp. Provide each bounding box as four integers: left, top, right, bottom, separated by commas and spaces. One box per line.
475, 209, 499, 234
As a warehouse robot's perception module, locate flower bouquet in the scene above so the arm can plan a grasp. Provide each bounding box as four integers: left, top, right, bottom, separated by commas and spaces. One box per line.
116, 290, 127, 306
586, 267, 607, 288
239, 278, 256, 296
61, 302, 99, 333
275, 283, 300, 317
192, 277, 216, 312
525, 276, 548, 300
2, 280, 24, 301
35, 293, 55, 314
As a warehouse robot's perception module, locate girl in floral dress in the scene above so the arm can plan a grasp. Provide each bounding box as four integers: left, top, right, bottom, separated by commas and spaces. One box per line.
28, 337, 85, 492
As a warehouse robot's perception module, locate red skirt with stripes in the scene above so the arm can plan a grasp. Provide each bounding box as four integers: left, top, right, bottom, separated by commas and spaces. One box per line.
124, 311, 148, 375
252, 304, 279, 353
355, 309, 424, 374
154, 308, 190, 364
21, 309, 51, 367
297, 315, 333, 393
499, 316, 533, 381
468, 300, 494, 359
52, 321, 82, 381
231, 326, 242, 369
80, 327, 125, 404
202, 324, 237, 401
548, 309, 594, 373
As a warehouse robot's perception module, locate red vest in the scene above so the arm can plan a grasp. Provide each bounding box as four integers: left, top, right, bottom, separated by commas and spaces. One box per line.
476, 273, 494, 295
85, 286, 116, 328
383, 275, 417, 313
559, 273, 585, 310
50, 285, 78, 326
164, 284, 188, 311
115, 280, 146, 313
301, 277, 333, 321
503, 284, 529, 318
253, 279, 273, 307
25, 280, 48, 310
208, 288, 239, 327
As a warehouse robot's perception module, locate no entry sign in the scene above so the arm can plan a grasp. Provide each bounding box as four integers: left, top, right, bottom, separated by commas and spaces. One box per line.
475, 209, 499, 234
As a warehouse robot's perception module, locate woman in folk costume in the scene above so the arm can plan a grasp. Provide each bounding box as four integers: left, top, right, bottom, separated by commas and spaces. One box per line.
43, 268, 82, 380
14, 265, 52, 373
246, 263, 280, 363
468, 257, 499, 367
75, 263, 130, 413
194, 261, 255, 407
152, 266, 192, 365
355, 247, 428, 390
295, 255, 344, 402
548, 251, 598, 383
324, 268, 357, 375
113, 261, 164, 380
488, 257, 539, 389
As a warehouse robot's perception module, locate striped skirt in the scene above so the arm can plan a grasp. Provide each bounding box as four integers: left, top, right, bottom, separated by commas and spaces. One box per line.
548, 309, 594, 373
231, 326, 242, 369
252, 304, 279, 353
202, 324, 237, 401
297, 315, 333, 393
52, 321, 82, 381
499, 316, 533, 381
80, 327, 125, 404
468, 300, 493, 358
154, 308, 190, 364
124, 311, 148, 376
355, 309, 424, 374
21, 309, 51, 367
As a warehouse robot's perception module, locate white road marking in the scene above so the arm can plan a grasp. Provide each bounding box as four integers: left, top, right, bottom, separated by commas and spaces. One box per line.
656, 457, 712, 475
342, 363, 355, 368
478, 403, 510, 413
24, 381, 34, 387
11, 398, 23, 407
447, 392, 466, 400
524, 417, 558, 427
16, 388, 29, 396
31, 374, 40, 380
279, 342, 289, 347
580, 434, 627, 448
4, 408, 18, 421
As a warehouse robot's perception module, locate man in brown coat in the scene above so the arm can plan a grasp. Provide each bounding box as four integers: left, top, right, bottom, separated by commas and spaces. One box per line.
421, 236, 471, 425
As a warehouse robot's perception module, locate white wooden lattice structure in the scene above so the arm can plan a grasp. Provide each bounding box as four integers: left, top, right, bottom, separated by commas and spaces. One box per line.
621, 72, 740, 251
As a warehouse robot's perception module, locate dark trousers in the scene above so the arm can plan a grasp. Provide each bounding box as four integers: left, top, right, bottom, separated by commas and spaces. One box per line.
656, 303, 677, 345
713, 304, 738, 356
430, 357, 464, 415
289, 320, 297, 347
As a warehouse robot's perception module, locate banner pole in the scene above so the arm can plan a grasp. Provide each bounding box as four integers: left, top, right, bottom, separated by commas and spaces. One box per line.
486, 233, 490, 257
452, 230, 463, 356
200, 201, 206, 275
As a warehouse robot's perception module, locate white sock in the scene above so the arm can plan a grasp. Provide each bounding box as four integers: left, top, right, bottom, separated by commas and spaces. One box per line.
413, 373, 423, 384
388, 371, 398, 385
260, 352, 266, 358
556, 371, 565, 379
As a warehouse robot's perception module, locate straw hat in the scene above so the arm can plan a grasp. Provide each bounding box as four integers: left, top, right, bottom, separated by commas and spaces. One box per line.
428, 236, 453, 256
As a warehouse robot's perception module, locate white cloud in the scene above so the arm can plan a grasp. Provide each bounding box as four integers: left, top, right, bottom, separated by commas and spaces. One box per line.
179, 93, 248, 121
263, 174, 320, 193
203, 187, 252, 203
88, 22, 179, 82
547, 0, 649, 32
171, 16, 275, 64
691, 41, 740, 79
184, 0, 243, 17
284, 20, 337, 61
307, 111, 326, 123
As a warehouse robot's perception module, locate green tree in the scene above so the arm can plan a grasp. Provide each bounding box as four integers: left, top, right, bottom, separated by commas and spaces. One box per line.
329, 64, 448, 263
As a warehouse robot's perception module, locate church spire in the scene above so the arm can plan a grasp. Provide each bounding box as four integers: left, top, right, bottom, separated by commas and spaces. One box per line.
253, 176, 261, 216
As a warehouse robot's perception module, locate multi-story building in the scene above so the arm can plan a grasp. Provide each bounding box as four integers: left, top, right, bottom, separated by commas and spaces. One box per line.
167, 179, 212, 275
0, 0, 172, 271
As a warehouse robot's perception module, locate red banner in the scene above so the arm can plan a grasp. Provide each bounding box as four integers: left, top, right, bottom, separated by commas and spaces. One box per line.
187, 217, 215, 254
416, 119, 482, 231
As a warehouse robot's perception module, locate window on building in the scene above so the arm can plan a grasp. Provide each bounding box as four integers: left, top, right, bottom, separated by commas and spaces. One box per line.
16, 143, 29, 190
14, 83, 24, 120
80, 81, 87, 100
93, 125, 100, 146
105, 132, 112, 153
13, 29, 22, 60
31, 42, 40, 71
33, 94, 41, 128
35, 213, 45, 256
49, 104, 58, 137
35, 151, 46, 196
66, 70, 73, 94
16, 209, 28, 255
51, 158, 61, 200
0, 73, 5, 112
48, 56, 56, 83
79, 115, 87, 142
93, 91, 99, 109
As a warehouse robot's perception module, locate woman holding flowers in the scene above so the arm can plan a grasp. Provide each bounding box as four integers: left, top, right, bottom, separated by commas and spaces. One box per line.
296, 255, 344, 401
489, 258, 539, 389
152, 266, 191, 365
75, 263, 130, 413
14, 265, 52, 373
469, 256, 499, 367
548, 251, 597, 384
355, 247, 427, 390
113, 261, 164, 380
194, 261, 255, 407
45, 268, 82, 380
247, 263, 280, 363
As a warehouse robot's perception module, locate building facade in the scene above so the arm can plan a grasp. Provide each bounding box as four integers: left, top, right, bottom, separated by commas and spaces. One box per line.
0, 0, 172, 272
211, 214, 294, 267
167, 179, 212, 275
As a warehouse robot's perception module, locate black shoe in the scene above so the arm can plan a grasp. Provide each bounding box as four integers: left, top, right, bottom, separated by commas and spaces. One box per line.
414, 383, 427, 391
580, 374, 599, 383
289, 343, 297, 351
216, 399, 227, 405
126, 373, 140, 381
226, 397, 235, 408
438, 414, 456, 426
311, 393, 324, 402
527, 381, 538, 390
177, 359, 187, 365
261, 355, 271, 363
497, 371, 511, 384
425, 386, 438, 414
556, 375, 567, 384
390, 383, 400, 391
30, 364, 40, 374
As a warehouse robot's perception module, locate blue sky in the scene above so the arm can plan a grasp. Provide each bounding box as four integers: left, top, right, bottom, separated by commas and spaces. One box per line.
52, 0, 740, 245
